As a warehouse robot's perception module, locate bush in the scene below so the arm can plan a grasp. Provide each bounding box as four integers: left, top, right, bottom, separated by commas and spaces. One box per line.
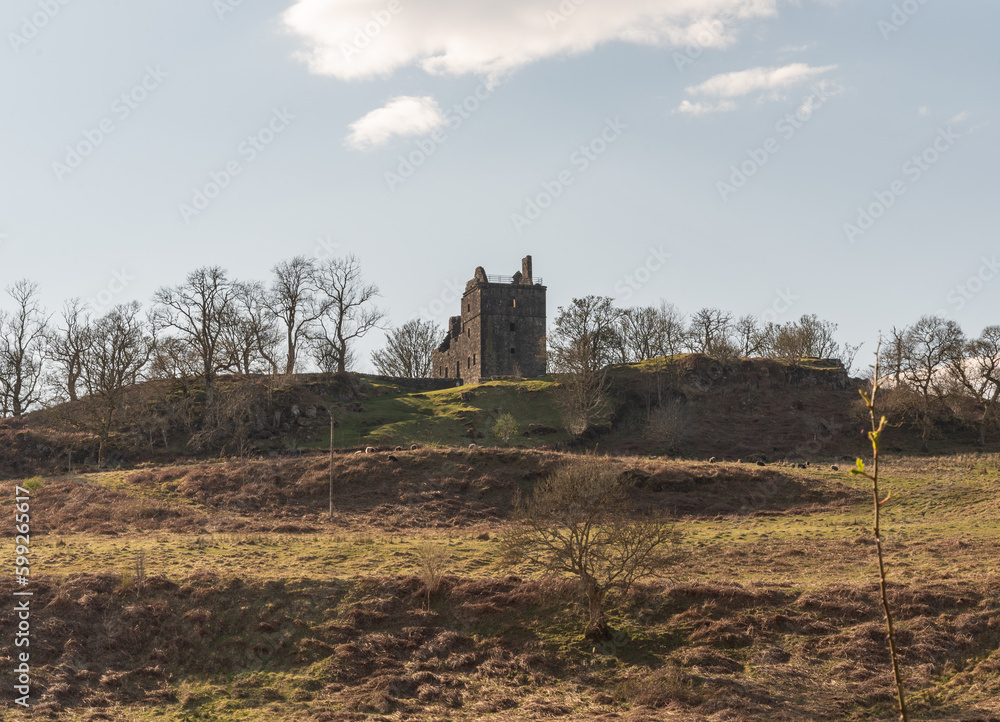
492, 413, 519, 446
412, 542, 450, 606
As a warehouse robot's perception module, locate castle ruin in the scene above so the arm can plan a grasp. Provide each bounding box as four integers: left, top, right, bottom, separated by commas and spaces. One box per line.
431, 256, 546, 384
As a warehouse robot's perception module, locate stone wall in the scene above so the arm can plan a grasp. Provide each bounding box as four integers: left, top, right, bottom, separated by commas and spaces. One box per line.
432, 256, 547, 384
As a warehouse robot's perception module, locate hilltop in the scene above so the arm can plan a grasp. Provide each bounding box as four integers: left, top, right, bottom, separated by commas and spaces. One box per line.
5, 353, 990, 478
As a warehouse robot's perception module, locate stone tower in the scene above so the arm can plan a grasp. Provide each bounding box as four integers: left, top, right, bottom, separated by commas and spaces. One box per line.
431, 256, 546, 384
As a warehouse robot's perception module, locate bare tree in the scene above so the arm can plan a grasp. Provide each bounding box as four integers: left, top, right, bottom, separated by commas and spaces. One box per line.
734, 314, 767, 358
612, 306, 662, 364
146, 335, 202, 443
0, 280, 49, 417
793, 314, 842, 359
265, 256, 329, 374
500, 458, 681, 640
47, 298, 92, 402
151, 266, 235, 408
312, 255, 386, 374
763, 314, 857, 368
652, 301, 688, 360
688, 307, 735, 358
645, 399, 687, 453
948, 325, 1000, 445
371, 319, 439, 378
148, 335, 201, 386
549, 296, 618, 374
80, 302, 153, 465
220, 281, 280, 375
884, 315, 965, 448
548, 296, 618, 434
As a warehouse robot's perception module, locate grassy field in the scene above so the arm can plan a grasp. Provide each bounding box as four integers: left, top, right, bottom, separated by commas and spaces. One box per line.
301, 377, 569, 451
3, 448, 1000, 720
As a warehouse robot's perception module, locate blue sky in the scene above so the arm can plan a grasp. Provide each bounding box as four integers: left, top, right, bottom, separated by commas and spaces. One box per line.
2, 0, 997, 370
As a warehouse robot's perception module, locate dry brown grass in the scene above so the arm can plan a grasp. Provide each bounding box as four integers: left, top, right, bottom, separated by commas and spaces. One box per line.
3, 568, 999, 720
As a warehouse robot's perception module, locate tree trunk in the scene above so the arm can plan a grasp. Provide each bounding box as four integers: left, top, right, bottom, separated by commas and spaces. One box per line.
336, 341, 347, 374
583, 584, 609, 640
285, 332, 296, 375
68, 369, 79, 402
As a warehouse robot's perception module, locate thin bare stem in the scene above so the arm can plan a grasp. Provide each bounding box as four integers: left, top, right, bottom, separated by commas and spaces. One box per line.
855, 338, 908, 722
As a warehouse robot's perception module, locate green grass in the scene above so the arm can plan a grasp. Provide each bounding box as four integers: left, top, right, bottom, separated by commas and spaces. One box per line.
309, 377, 568, 449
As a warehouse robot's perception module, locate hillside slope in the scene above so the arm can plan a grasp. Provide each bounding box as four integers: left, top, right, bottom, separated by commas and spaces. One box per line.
4, 354, 989, 477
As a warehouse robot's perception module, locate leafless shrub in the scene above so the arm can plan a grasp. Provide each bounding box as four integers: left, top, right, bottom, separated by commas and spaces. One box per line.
412, 542, 450, 607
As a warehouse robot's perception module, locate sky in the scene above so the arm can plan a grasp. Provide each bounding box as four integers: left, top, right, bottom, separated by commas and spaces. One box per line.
1, 0, 998, 372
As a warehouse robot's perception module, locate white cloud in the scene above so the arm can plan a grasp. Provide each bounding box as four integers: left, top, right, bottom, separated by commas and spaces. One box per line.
283, 0, 781, 82
345, 96, 447, 151
676, 62, 837, 115
684, 63, 836, 99
947, 111, 970, 125
675, 99, 738, 115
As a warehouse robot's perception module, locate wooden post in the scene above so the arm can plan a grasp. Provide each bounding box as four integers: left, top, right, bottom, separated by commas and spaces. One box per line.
329, 408, 334, 519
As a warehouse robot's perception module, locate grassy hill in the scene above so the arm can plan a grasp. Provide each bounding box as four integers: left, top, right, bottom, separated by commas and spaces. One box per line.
315, 377, 569, 450
9, 353, 1000, 484
1, 355, 870, 475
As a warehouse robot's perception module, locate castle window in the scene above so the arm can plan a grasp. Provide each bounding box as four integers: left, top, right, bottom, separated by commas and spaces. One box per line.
510, 348, 516, 354
473, 354, 476, 365
511, 298, 517, 308
509, 323, 516, 332
467, 328, 471, 337
467, 357, 471, 368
